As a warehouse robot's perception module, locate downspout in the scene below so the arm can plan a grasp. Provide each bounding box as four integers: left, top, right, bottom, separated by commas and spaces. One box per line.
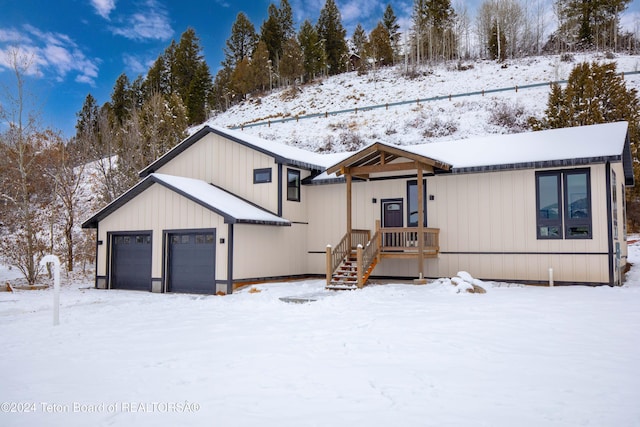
227, 223, 234, 294
605, 162, 614, 285
278, 163, 283, 217
93, 228, 99, 288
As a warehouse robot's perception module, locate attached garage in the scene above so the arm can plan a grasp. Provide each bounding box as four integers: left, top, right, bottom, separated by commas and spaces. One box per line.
166, 230, 216, 294
110, 232, 152, 291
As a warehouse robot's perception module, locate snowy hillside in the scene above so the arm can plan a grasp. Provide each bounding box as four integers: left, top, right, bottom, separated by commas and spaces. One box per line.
209, 53, 640, 152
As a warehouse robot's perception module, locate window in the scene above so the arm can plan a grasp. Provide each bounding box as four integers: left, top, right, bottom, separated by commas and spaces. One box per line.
287, 169, 300, 202
253, 168, 272, 184
536, 169, 591, 240
407, 180, 427, 227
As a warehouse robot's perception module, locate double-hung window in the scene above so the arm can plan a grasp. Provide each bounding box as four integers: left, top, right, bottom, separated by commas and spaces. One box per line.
536, 169, 592, 239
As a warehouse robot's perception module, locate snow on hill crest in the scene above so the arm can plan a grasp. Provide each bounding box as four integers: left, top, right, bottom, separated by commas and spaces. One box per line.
209, 53, 640, 153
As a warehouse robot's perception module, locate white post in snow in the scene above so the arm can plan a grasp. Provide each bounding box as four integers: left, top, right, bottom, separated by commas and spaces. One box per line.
40, 255, 61, 326
548, 267, 554, 287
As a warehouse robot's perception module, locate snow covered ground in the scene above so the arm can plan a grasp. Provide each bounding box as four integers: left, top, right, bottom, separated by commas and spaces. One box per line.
2, 245, 640, 427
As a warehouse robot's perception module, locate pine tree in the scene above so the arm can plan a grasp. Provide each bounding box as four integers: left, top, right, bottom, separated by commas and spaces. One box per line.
251, 40, 271, 92
261, 0, 295, 65
111, 73, 133, 126
298, 19, 325, 81
366, 22, 394, 67
351, 23, 368, 57
382, 4, 401, 62
173, 28, 212, 124
224, 12, 258, 69
279, 37, 304, 86
316, 0, 348, 75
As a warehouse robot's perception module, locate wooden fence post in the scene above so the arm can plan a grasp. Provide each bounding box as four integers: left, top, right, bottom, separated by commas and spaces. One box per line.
326, 245, 332, 287
356, 244, 364, 288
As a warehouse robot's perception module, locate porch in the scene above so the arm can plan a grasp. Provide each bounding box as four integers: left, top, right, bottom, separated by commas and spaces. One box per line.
326, 224, 440, 290
323, 142, 450, 290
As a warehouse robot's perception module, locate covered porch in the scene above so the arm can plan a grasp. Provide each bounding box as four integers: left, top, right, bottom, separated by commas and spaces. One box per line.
323, 143, 451, 289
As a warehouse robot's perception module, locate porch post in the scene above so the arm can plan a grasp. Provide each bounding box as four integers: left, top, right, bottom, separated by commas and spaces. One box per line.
417, 164, 425, 277
346, 171, 352, 250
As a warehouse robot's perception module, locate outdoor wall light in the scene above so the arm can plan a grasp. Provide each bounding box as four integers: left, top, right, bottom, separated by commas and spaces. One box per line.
429, 195, 435, 201
372, 198, 377, 203
219, 238, 225, 244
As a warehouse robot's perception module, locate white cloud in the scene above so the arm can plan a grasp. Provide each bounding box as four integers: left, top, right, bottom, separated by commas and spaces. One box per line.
109, 0, 173, 41
0, 25, 100, 85
91, 0, 117, 20
123, 53, 153, 75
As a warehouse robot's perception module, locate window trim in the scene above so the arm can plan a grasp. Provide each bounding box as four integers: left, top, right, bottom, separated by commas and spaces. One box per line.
536, 172, 563, 239
406, 179, 427, 227
253, 168, 272, 184
563, 169, 592, 239
286, 168, 301, 202
536, 169, 592, 240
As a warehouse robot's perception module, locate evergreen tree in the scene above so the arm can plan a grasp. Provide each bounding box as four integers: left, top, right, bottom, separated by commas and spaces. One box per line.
366, 22, 394, 67
172, 28, 213, 124
260, 0, 295, 65
279, 37, 304, 86
351, 23, 368, 57
230, 57, 253, 100
298, 19, 325, 81
224, 12, 258, 69
555, 0, 631, 50
316, 0, 348, 75
145, 41, 176, 97
532, 61, 640, 226
111, 73, 133, 126
413, 0, 457, 63
251, 40, 271, 92
382, 4, 401, 62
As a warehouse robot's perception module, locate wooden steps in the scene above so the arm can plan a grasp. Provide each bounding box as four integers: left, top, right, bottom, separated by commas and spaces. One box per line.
326, 253, 378, 291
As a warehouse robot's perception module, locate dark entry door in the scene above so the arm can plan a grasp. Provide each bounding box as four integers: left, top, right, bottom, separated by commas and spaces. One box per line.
111, 233, 152, 291
382, 200, 403, 247
382, 199, 403, 228
167, 231, 216, 294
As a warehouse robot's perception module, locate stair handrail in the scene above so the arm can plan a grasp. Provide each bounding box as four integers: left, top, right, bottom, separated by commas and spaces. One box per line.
357, 229, 380, 288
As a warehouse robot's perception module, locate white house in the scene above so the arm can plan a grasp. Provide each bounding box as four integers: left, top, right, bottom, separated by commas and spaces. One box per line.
83, 121, 633, 293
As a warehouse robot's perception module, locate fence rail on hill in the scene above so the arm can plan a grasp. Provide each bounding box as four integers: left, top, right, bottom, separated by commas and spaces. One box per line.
230, 70, 640, 131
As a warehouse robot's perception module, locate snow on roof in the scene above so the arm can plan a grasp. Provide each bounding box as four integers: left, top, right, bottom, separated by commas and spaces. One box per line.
406, 122, 629, 170
152, 173, 290, 226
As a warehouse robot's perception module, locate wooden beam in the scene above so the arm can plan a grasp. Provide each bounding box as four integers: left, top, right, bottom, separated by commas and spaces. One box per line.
350, 162, 434, 176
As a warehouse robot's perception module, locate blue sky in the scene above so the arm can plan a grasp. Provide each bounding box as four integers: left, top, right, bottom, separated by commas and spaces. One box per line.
0, 0, 638, 138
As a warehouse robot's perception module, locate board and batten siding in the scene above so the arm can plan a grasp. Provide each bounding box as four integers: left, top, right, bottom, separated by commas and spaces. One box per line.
233, 223, 308, 281
96, 183, 228, 282
154, 133, 279, 214
307, 164, 615, 284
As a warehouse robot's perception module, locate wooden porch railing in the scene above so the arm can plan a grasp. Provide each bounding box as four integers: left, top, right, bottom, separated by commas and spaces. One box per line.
379, 227, 440, 255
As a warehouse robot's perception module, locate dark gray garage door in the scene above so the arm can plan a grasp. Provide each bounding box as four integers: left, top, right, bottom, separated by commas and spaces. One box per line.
111, 233, 152, 291
167, 231, 216, 294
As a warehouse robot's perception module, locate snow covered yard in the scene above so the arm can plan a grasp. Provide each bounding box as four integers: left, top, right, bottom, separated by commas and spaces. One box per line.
2, 256, 640, 426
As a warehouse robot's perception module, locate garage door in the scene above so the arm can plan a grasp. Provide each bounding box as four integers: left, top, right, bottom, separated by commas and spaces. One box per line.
167, 231, 216, 294
111, 233, 152, 291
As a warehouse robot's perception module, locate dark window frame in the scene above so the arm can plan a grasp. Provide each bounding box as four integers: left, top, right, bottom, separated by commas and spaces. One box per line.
406, 179, 427, 227
287, 168, 301, 202
563, 169, 592, 239
536, 169, 592, 240
253, 168, 272, 184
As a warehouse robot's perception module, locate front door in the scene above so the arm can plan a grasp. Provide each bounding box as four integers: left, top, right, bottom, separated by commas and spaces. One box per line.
382, 199, 403, 228
382, 199, 403, 247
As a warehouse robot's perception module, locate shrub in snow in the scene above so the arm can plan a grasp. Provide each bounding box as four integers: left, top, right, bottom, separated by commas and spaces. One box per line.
488, 101, 530, 132
434, 271, 488, 294
422, 116, 458, 138
560, 53, 574, 63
